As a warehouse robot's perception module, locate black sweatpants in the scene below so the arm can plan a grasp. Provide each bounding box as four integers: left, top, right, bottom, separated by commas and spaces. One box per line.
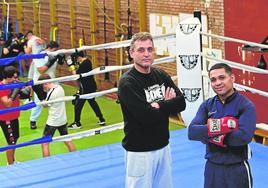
204, 160, 253, 188
74, 98, 104, 122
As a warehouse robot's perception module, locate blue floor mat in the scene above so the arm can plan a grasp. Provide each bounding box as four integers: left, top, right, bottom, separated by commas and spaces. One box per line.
0, 128, 267, 188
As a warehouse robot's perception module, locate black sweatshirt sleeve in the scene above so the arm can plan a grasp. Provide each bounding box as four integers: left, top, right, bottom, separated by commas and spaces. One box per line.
157, 71, 186, 115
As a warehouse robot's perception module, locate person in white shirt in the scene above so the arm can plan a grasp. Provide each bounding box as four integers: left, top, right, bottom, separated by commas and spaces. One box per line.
24, 31, 45, 55
39, 74, 76, 157
24, 30, 46, 79
29, 41, 61, 129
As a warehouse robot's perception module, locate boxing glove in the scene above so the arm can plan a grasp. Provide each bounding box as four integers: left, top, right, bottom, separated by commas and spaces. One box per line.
66, 56, 77, 71
57, 54, 65, 65
45, 55, 58, 68
19, 87, 31, 99
45, 54, 66, 68
209, 134, 227, 147
207, 116, 238, 137
7, 39, 19, 52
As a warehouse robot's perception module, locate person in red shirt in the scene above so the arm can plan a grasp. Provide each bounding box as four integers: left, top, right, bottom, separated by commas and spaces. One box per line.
0, 66, 21, 165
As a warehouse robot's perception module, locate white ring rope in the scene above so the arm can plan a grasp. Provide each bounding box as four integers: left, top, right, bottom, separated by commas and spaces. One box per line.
35, 56, 176, 85
256, 123, 268, 131
34, 73, 177, 143
201, 53, 268, 75
36, 75, 177, 106
53, 122, 124, 142
46, 31, 268, 58
47, 33, 175, 56
233, 83, 268, 98
47, 31, 268, 57
37, 88, 118, 106
201, 31, 268, 50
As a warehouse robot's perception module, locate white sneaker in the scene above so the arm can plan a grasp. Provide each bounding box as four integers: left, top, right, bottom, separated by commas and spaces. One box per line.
68, 122, 82, 129
97, 120, 106, 126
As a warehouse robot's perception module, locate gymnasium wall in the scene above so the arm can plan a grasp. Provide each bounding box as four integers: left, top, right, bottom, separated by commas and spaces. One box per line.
0, 0, 224, 91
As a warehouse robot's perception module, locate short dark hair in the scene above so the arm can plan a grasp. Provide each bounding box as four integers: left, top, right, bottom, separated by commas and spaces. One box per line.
76, 50, 85, 57
3, 66, 19, 79
24, 30, 33, 38
70, 50, 85, 62
38, 74, 51, 81
209, 63, 233, 76
47, 41, 59, 49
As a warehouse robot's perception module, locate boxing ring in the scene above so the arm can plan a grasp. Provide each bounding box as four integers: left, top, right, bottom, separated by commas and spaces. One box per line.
1, 17, 268, 187
0, 128, 268, 188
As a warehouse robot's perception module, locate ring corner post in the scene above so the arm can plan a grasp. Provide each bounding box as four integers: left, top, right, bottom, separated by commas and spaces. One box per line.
175, 17, 204, 126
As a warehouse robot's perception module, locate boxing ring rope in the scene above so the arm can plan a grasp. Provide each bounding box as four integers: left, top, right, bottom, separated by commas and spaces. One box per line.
53, 122, 124, 142
0, 56, 176, 90
202, 54, 268, 74
201, 31, 268, 50
233, 83, 268, 98
0, 87, 118, 116
1, 25, 268, 152
201, 54, 268, 98
0, 32, 267, 106
0, 33, 175, 66
0, 88, 119, 152
1, 31, 268, 66
0, 122, 124, 152
0, 75, 178, 152
46, 33, 175, 56
35, 56, 175, 85
0, 72, 178, 116
0, 53, 47, 66
40, 88, 118, 105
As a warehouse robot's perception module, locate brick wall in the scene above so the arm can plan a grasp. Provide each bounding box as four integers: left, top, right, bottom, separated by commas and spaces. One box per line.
0, 0, 224, 92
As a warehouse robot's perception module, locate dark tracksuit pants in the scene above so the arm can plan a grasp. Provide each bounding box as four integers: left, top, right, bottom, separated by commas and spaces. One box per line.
74, 98, 104, 123
204, 160, 253, 188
